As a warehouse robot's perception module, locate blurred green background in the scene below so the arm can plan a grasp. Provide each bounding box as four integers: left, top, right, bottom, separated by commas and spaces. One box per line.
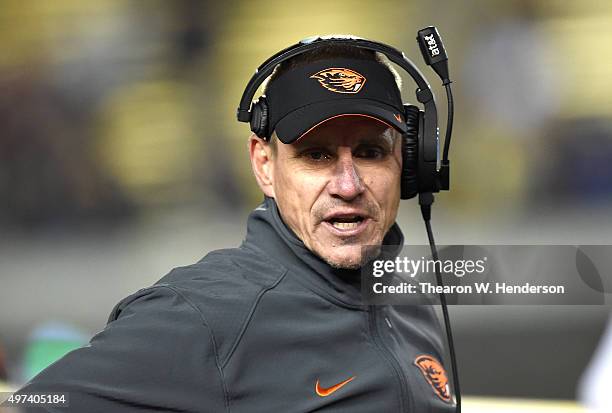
1, 0, 611, 401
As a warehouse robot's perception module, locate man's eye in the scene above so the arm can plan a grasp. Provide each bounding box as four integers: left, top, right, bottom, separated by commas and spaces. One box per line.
305, 150, 331, 161
355, 146, 386, 159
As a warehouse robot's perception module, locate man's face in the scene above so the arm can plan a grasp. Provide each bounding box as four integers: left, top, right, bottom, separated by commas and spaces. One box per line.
270, 116, 402, 269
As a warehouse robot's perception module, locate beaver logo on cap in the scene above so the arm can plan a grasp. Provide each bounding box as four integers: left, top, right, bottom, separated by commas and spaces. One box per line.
414, 355, 452, 403
310, 68, 366, 94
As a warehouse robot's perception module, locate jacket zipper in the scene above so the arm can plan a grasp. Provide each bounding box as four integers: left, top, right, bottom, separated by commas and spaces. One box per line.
368, 305, 412, 412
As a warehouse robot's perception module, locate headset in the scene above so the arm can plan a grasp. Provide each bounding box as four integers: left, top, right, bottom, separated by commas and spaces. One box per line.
237, 27, 453, 201
237, 27, 460, 412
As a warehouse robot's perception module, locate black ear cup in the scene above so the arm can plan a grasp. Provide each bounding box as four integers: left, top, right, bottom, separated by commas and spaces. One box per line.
401, 104, 420, 199
249, 96, 269, 139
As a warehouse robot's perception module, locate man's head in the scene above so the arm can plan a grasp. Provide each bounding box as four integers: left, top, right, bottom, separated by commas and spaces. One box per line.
249, 44, 405, 269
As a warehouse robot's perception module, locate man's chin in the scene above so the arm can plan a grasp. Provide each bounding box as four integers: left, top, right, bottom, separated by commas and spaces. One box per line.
309, 231, 385, 269
317, 246, 366, 270
327, 260, 362, 271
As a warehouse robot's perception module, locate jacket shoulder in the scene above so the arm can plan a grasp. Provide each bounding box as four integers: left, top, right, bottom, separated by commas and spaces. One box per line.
157, 246, 286, 290
153, 246, 287, 366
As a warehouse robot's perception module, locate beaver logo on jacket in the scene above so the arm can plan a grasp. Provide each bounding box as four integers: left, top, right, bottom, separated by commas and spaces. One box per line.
310, 68, 366, 94
414, 355, 452, 402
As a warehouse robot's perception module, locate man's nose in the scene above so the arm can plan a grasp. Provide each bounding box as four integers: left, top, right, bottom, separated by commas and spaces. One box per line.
327, 150, 365, 200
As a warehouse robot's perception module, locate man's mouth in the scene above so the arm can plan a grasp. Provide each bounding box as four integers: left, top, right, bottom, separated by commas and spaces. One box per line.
321, 212, 371, 236
328, 215, 365, 230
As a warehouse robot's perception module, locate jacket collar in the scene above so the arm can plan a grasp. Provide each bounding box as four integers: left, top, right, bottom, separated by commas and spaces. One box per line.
242, 196, 404, 308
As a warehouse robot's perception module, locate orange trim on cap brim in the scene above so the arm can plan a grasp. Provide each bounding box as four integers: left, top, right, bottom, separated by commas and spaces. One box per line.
293, 113, 402, 143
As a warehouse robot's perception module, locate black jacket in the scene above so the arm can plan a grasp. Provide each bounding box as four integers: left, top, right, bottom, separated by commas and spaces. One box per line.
18, 197, 455, 412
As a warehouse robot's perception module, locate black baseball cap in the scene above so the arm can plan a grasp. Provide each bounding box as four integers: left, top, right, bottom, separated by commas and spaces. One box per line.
266, 57, 407, 143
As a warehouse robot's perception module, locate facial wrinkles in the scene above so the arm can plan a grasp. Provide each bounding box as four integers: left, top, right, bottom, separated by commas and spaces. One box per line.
275, 150, 317, 243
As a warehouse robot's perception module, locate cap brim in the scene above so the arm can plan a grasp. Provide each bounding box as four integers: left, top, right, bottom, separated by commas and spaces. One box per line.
274, 99, 408, 144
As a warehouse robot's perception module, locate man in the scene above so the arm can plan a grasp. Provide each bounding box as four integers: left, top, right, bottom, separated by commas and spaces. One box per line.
16, 43, 454, 412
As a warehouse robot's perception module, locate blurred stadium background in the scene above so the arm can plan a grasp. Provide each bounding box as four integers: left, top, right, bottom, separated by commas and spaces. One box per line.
1, 0, 611, 410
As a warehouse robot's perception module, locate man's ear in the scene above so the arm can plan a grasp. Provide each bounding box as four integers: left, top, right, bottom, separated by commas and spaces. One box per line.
248, 134, 275, 198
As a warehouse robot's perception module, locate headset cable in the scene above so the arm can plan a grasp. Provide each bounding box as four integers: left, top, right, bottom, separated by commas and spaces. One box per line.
420, 192, 461, 413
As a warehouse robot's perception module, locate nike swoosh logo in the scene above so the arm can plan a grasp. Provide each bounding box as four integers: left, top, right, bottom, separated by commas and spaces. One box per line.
315, 376, 355, 397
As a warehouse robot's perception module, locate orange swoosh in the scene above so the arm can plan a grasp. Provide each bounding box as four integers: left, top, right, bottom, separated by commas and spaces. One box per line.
315, 376, 355, 397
